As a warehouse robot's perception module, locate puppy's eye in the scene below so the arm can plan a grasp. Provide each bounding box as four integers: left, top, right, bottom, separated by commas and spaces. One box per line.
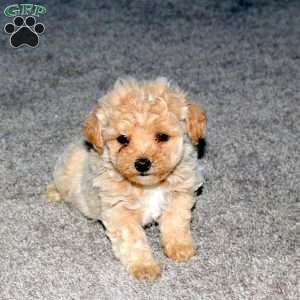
155, 133, 169, 142
117, 135, 129, 145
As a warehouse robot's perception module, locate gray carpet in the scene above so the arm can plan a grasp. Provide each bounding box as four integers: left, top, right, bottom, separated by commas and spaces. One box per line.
0, 0, 299, 299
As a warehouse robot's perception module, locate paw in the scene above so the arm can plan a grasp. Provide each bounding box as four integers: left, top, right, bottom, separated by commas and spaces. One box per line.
4, 16, 45, 48
129, 262, 161, 281
163, 241, 196, 262
46, 184, 61, 202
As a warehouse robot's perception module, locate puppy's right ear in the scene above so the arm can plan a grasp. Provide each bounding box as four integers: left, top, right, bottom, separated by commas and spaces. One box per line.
83, 106, 104, 154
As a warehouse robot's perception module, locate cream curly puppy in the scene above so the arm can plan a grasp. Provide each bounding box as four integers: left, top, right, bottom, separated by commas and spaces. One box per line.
47, 78, 206, 280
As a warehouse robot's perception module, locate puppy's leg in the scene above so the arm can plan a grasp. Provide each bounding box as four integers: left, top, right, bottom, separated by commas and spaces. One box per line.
104, 208, 160, 281
159, 192, 196, 261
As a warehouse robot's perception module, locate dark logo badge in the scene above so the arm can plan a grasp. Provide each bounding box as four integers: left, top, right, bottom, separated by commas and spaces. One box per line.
3, 4, 46, 48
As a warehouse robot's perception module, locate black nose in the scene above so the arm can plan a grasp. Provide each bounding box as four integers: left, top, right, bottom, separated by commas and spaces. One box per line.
134, 158, 151, 173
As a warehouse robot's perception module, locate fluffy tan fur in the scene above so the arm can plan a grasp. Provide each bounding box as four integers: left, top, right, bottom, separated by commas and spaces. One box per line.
47, 78, 206, 280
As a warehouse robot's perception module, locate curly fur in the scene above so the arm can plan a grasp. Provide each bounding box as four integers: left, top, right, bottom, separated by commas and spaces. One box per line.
47, 78, 206, 280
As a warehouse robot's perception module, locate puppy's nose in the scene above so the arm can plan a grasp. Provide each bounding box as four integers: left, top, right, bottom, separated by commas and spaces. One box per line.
134, 158, 151, 173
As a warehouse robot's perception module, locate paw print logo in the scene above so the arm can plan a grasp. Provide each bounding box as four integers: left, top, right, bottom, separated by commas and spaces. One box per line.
4, 16, 45, 48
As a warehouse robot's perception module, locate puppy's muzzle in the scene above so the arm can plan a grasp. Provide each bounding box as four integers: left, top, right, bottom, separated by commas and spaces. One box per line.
134, 158, 151, 174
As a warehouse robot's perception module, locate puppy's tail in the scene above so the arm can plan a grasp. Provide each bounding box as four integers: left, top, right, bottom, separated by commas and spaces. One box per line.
46, 183, 62, 202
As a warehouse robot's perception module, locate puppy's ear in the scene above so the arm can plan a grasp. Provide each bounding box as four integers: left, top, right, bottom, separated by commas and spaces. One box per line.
83, 106, 104, 154
185, 101, 206, 145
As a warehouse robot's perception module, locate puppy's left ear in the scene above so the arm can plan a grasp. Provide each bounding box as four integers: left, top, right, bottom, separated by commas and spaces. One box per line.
185, 101, 206, 145
83, 106, 104, 154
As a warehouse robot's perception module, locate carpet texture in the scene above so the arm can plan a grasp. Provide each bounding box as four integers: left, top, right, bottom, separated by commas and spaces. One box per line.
0, 1, 299, 299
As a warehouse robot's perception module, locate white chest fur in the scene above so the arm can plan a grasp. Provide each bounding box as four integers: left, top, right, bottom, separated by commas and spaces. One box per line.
141, 187, 168, 225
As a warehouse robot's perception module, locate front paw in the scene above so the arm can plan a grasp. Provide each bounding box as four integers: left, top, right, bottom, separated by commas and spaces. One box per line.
163, 241, 196, 262
129, 262, 161, 281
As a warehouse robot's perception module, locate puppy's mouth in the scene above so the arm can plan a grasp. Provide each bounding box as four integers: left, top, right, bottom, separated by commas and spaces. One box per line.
140, 172, 149, 177
127, 172, 161, 186
124, 168, 171, 186
132, 171, 171, 186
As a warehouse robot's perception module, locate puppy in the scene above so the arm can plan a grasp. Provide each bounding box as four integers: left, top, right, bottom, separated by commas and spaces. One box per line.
47, 78, 206, 280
